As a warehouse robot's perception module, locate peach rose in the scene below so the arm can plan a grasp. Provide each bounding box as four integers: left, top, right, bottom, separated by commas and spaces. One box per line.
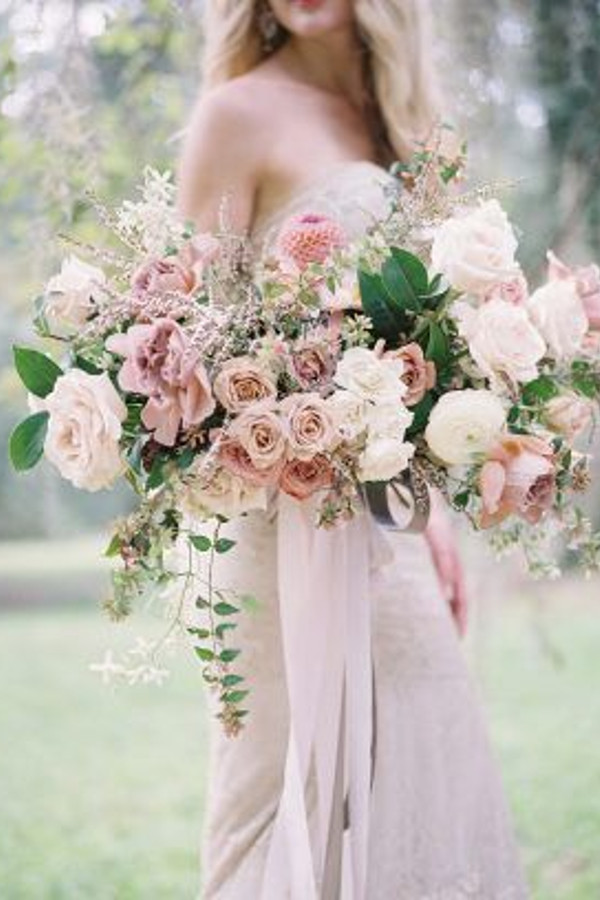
279, 454, 335, 501
479, 434, 555, 528
213, 358, 277, 414
227, 402, 287, 471
106, 318, 215, 446
276, 213, 347, 270
544, 393, 594, 440
548, 250, 600, 330
132, 257, 197, 296
387, 342, 436, 407
281, 393, 337, 460
218, 439, 280, 487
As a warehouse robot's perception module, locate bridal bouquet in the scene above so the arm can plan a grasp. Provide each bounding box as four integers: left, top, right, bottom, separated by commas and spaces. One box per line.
9, 147, 600, 733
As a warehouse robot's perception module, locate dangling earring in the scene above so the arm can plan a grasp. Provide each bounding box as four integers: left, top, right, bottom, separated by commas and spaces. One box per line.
257, 1, 280, 54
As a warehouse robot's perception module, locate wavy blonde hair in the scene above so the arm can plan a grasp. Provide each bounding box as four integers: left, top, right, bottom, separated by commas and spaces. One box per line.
202, 0, 441, 162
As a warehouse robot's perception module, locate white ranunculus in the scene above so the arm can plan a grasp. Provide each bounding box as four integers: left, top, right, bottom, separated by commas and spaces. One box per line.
45, 255, 106, 333
326, 390, 368, 442
334, 347, 406, 403
359, 435, 415, 482
431, 199, 519, 296
180, 462, 268, 521
44, 370, 126, 491
425, 389, 507, 466
527, 279, 589, 359
454, 297, 546, 385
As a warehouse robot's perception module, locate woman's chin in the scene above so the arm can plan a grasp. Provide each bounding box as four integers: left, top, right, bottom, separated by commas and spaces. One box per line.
277, 0, 353, 37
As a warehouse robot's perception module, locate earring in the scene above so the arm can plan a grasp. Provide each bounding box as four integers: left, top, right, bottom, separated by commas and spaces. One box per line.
257, 1, 280, 53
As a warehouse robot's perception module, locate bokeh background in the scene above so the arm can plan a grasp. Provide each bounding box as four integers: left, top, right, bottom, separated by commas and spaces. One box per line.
1, 1, 599, 897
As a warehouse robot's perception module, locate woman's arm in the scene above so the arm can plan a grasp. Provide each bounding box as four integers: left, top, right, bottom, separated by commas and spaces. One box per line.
425, 490, 468, 637
177, 82, 263, 233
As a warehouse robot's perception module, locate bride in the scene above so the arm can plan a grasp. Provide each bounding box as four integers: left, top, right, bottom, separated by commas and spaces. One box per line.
178, 2, 529, 898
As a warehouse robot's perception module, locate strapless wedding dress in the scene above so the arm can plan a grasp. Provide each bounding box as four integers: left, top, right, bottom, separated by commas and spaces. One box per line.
198, 162, 529, 900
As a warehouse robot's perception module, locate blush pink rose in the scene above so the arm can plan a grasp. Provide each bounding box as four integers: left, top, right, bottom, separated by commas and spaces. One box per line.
544, 393, 594, 440
279, 454, 335, 501
548, 250, 600, 330
213, 358, 277, 414
107, 318, 215, 446
484, 273, 529, 306
281, 393, 337, 460
227, 402, 287, 471
132, 257, 197, 296
276, 213, 347, 270
218, 438, 281, 487
479, 434, 556, 528
386, 342, 436, 407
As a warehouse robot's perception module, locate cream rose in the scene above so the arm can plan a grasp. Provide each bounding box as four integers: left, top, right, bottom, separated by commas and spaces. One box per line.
431, 200, 520, 296
44, 255, 106, 333
527, 280, 588, 359
454, 298, 546, 385
334, 347, 406, 403
180, 460, 268, 520
544, 393, 594, 440
425, 389, 507, 466
281, 393, 336, 460
43, 370, 126, 491
359, 435, 415, 482
213, 358, 277, 414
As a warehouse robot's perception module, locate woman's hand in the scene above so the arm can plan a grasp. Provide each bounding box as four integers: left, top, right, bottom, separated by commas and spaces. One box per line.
425, 491, 468, 637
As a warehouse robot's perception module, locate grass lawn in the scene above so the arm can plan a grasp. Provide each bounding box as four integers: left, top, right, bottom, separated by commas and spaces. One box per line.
1, 541, 599, 898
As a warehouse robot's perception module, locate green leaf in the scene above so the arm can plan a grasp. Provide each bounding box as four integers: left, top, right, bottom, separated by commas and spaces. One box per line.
9, 412, 49, 471
390, 248, 429, 295
194, 647, 214, 662
358, 269, 404, 341
104, 534, 122, 558
220, 648, 241, 663
381, 253, 421, 313
425, 322, 449, 365
222, 690, 249, 705
572, 373, 599, 399
521, 375, 559, 405
406, 393, 434, 437
189, 534, 212, 552
13, 346, 63, 398
214, 601, 239, 616
187, 627, 211, 639
222, 673, 244, 687
215, 622, 237, 640
215, 537, 236, 554
452, 490, 471, 510
146, 456, 167, 490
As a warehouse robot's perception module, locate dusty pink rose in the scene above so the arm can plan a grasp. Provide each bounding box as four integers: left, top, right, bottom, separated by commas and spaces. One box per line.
479, 434, 556, 528
132, 257, 197, 296
387, 342, 436, 407
281, 393, 337, 460
276, 213, 347, 270
218, 439, 280, 487
544, 393, 594, 440
548, 250, 600, 330
107, 318, 215, 446
226, 402, 287, 471
213, 358, 277, 413
279, 454, 335, 501
484, 273, 529, 306
290, 337, 335, 390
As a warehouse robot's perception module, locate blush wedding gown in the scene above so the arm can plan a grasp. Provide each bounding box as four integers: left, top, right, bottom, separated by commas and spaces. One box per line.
196, 162, 530, 900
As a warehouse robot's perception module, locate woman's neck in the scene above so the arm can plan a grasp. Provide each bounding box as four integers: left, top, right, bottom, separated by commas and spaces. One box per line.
275, 29, 366, 109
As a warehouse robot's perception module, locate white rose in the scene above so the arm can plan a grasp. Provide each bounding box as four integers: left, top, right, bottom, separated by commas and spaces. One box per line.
180, 462, 268, 521
454, 297, 545, 385
327, 390, 368, 441
527, 280, 588, 359
334, 347, 406, 403
44, 370, 126, 491
365, 400, 413, 439
425, 389, 507, 466
359, 435, 415, 482
45, 255, 106, 333
544, 393, 594, 440
431, 199, 520, 296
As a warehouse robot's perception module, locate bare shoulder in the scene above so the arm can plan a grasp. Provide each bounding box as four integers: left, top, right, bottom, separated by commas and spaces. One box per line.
177, 74, 277, 230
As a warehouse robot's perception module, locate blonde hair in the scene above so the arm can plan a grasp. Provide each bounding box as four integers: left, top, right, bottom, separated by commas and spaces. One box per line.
202, 0, 441, 162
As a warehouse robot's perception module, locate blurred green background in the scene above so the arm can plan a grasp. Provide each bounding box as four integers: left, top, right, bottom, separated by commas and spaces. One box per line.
1, 1, 599, 898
